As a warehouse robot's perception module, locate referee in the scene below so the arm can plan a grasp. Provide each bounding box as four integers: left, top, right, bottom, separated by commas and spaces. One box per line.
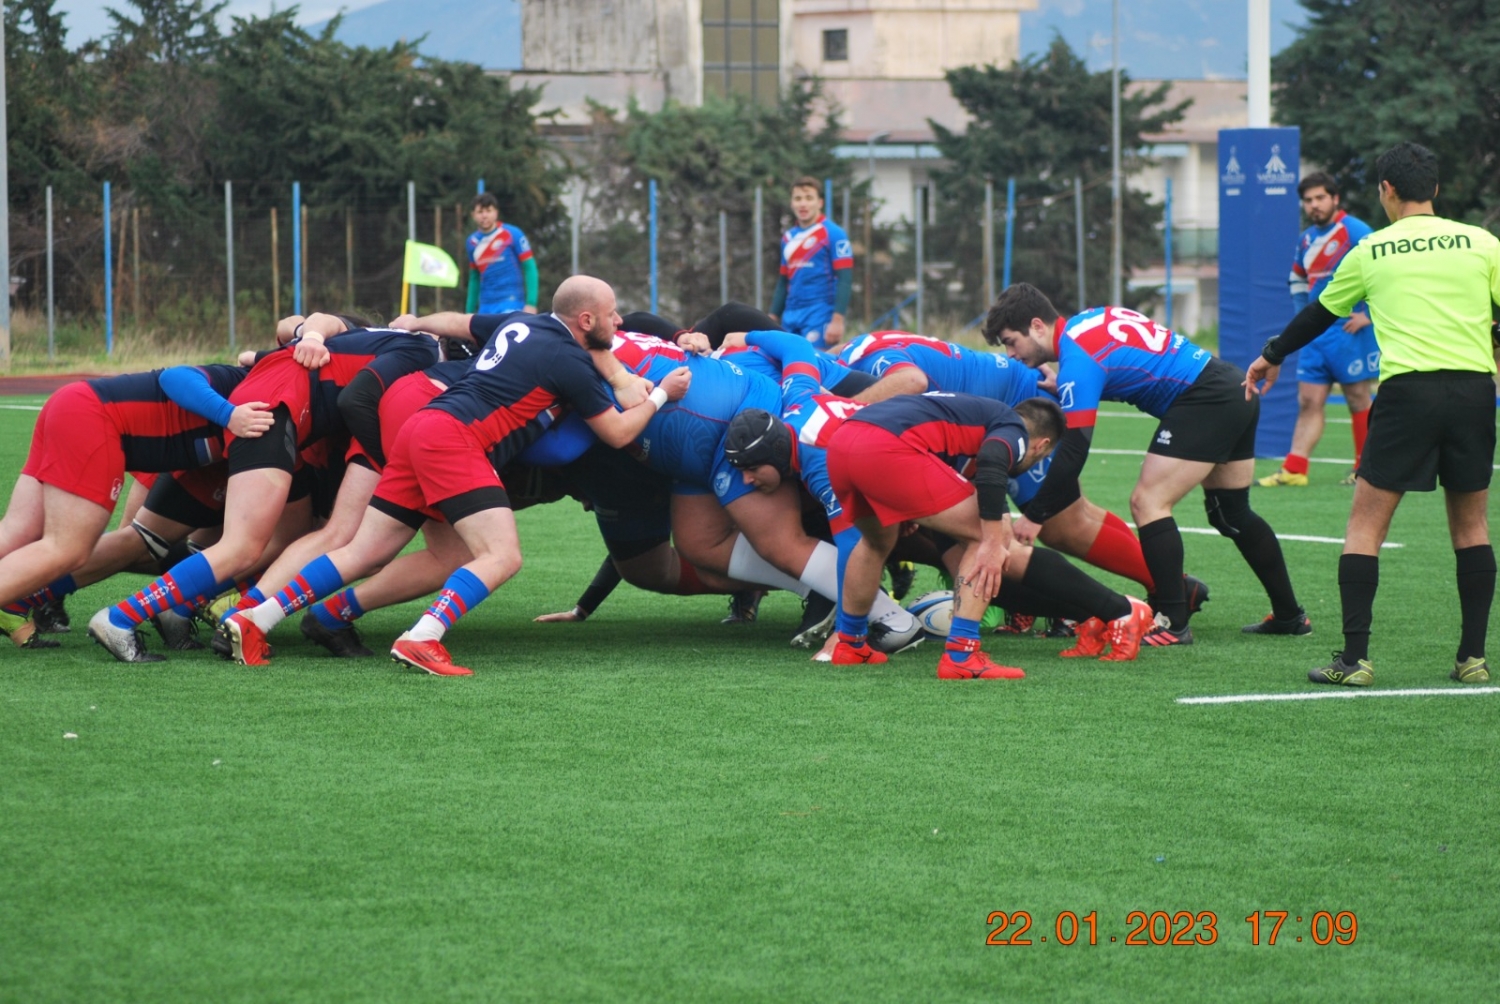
1245, 142, 1500, 686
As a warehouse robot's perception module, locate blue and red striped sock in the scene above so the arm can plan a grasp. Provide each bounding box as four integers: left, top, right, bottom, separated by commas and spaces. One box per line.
836, 609, 870, 647
409, 568, 490, 641
2, 574, 77, 617
311, 588, 365, 630
110, 554, 218, 630
945, 616, 981, 663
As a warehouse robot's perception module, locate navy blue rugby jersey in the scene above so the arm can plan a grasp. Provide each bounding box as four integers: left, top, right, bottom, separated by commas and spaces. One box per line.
88, 365, 247, 472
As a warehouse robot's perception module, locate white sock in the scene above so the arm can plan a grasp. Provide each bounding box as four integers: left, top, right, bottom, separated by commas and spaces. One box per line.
407, 613, 447, 642
727, 535, 811, 597
798, 540, 838, 600
245, 598, 288, 633
871, 590, 917, 631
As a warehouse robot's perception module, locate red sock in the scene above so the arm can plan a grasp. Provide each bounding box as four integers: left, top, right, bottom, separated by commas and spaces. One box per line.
1351, 409, 1370, 464
1084, 511, 1155, 592
669, 555, 710, 596
1283, 454, 1310, 475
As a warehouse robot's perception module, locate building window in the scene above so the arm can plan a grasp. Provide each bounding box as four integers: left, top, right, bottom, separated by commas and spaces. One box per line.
822, 29, 848, 62
702, 0, 779, 106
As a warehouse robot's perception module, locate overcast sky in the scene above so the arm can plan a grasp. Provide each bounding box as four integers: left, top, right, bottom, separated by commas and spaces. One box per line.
52, 0, 1308, 80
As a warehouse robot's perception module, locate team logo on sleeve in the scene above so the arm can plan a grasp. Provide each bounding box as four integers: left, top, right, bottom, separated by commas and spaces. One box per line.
1058, 382, 1076, 410
713, 471, 733, 498
835, 239, 852, 258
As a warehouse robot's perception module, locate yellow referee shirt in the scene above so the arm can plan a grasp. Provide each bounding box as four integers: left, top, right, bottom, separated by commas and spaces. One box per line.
1318, 214, 1500, 377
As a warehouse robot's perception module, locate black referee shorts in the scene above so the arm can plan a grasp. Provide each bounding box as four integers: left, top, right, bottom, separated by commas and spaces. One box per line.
1358, 370, 1496, 493
1146, 358, 1259, 464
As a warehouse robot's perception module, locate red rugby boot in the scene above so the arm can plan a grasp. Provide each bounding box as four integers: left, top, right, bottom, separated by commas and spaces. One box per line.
1101, 597, 1157, 662
224, 612, 272, 666
1059, 617, 1107, 658
937, 637, 1025, 679
390, 632, 473, 677
831, 639, 888, 665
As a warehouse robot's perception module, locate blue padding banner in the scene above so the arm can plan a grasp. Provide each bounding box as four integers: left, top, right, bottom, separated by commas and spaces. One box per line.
1217, 127, 1301, 457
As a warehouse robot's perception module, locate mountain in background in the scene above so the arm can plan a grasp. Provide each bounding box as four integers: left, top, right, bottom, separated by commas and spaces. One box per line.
310, 0, 523, 68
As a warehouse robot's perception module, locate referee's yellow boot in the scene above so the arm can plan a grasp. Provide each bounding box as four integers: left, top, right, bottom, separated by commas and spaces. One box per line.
1256, 468, 1309, 487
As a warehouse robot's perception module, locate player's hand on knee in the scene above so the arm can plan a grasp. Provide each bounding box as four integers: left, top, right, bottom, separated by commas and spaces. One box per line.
229, 401, 275, 439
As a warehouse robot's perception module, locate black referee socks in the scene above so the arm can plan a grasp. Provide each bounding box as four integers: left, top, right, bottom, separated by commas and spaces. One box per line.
1338, 554, 1379, 662
1455, 544, 1496, 662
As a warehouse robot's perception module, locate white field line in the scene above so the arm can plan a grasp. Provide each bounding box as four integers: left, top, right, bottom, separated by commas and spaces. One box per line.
1095, 430, 1500, 470
1178, 687, 1500, 705
0, 404, 42, 411
1118, 516, 1403, 549
1102, 410, 1353, 427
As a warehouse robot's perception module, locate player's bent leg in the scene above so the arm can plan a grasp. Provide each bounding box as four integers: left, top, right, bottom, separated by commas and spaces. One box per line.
0, 475, 46, 560
1, 487, 114, 648
246, 462, 381, 607
116, 476, 152, 528
1037, 496, 1155, 592
831, 517, 898, 666
391, 502, 521, 677
669, 492, 740, 576
1200, 460, 1304, 632
1129, 455, 1213, 641
723, 482, 820, 582
1342, 379, 1375, 482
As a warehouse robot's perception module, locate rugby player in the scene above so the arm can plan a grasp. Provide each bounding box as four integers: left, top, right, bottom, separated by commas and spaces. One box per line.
466, 193, 538, 315
219, 276, 690, 676
89, 317, 440, 662
0, 364, 265, 648
987, 285, 1305, 646
771, 178, 854, 351
1246, 141, 1500, 686
1258, 172, 1380, 487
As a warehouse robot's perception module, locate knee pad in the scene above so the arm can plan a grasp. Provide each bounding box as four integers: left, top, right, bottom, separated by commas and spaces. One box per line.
130, 519, 174, 567
1204, 487, 1251, 538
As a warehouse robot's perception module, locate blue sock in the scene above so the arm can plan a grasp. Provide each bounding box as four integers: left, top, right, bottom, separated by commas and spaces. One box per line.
111, 553, 219, 630
836, 609, 869, 643
312, 588, 365, 630
220, 586, 266, 624
946, 615, 981, 663
269, 556, 347, 616
421, 568, 491, 632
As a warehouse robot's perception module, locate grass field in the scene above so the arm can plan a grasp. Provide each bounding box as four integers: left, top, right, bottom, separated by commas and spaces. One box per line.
2, 396, 1497, 1002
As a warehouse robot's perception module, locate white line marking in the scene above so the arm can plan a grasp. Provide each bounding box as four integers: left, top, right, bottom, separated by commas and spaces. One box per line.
1099, 410, 1351, 426
0, 404, 42, 411
1179, 687, 1500, 705
1117, 518, 1402, 549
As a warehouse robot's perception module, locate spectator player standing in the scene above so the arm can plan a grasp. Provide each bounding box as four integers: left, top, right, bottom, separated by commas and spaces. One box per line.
466, 193, 538, 316
771, 177, 853, 352
1246, 142, 1500, 687
1258, 172, 1380, 487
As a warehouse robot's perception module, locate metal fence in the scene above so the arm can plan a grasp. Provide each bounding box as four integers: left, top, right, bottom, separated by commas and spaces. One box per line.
7, 172, 1183, 359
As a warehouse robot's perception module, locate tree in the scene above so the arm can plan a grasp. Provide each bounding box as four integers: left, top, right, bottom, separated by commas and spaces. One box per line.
1273, 0, 1500, 228
925, 37, 1188, 320
575, 83, 859, 322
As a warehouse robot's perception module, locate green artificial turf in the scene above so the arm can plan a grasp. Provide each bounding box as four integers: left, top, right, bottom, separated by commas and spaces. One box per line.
2, 401, 1497, 1002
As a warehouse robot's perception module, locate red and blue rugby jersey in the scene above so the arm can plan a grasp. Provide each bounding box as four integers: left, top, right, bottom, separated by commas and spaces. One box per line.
839, 331, 1042, 405
426, 312, 615, 469
781, 215, 854, 313
800, 391, 1030, 482
88, 365, 247, 473
468, 223, 534, 311
1052, 307, 1212, 428
304, 328, 440, 444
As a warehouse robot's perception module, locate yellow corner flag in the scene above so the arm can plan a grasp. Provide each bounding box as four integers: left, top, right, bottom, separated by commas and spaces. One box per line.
402, 240, 461, 288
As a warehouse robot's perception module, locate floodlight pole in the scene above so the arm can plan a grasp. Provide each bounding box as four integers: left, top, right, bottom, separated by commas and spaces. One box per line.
0, 10, 8, 366
1111, 0, 1123, 306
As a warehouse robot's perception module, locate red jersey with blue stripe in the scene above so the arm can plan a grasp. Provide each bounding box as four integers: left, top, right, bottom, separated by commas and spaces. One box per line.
748, 333, 849, 528
799, 391, 1030, 482
308, 329, 439, 444
428, 312, 615, 469
88, 365, 247, 472
839, 331, 1042, 405
467, 223, 534, 311
1052, 307, 1212, 428
781, 215, 854, 314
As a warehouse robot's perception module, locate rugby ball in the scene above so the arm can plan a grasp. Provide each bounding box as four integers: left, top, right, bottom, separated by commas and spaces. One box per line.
906, 590, 955, 638
868, 607, 924, 654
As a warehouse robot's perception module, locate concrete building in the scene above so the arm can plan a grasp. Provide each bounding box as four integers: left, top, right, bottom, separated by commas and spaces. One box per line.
509, 0, 1248, 335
